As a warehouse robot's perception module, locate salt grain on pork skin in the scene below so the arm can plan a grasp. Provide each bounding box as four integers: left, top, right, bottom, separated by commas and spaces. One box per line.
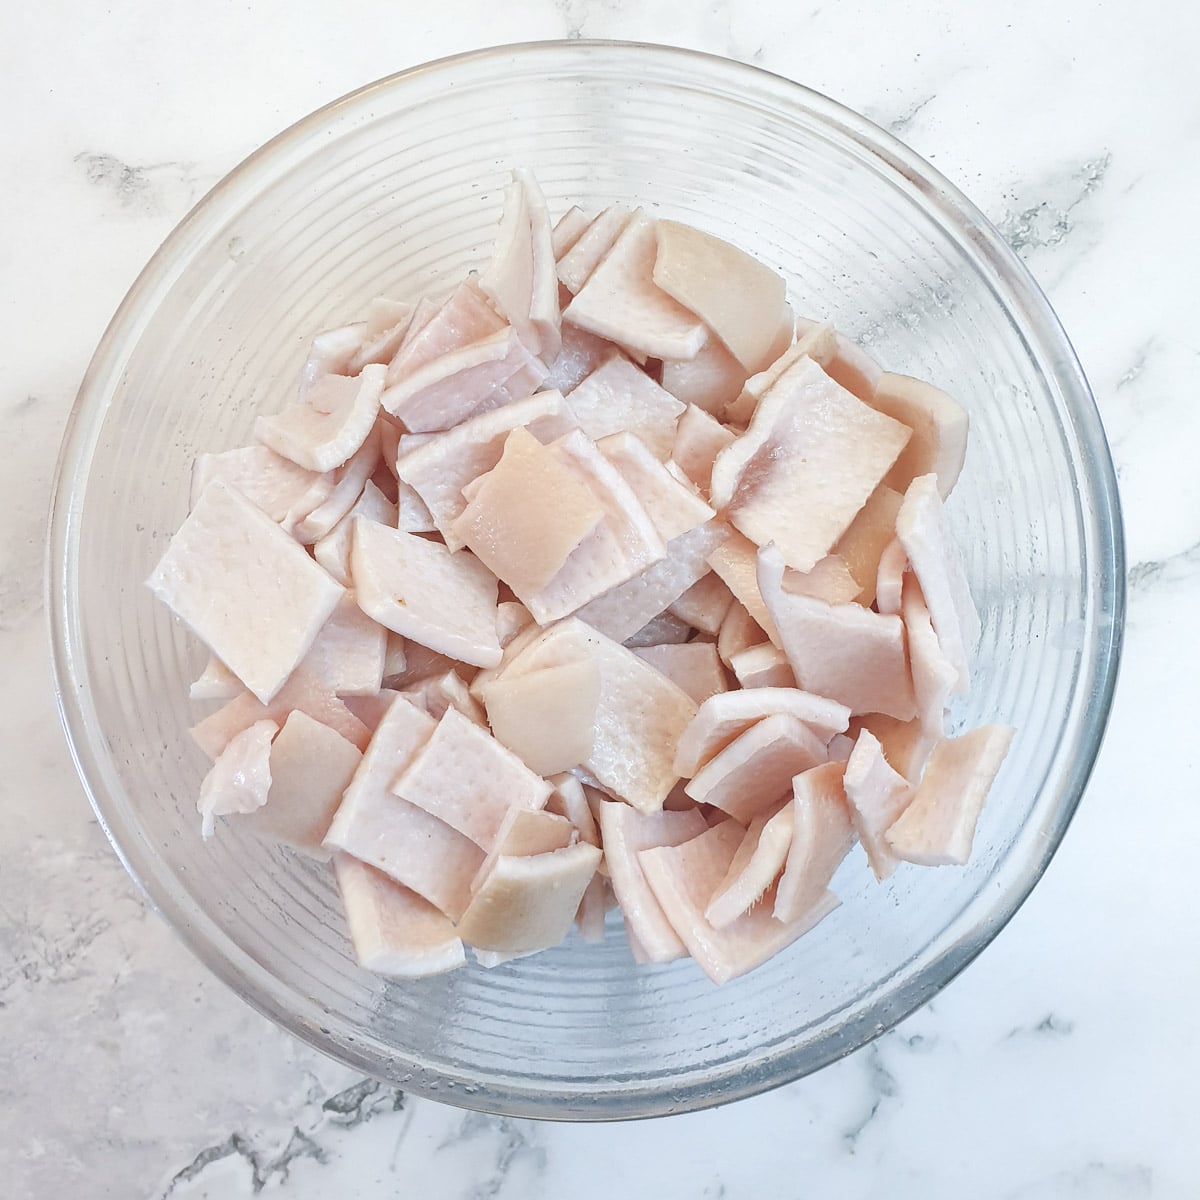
150, 168, 1015, 985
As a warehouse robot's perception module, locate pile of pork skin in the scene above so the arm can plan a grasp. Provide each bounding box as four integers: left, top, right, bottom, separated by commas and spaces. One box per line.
147, 169, 1013, 985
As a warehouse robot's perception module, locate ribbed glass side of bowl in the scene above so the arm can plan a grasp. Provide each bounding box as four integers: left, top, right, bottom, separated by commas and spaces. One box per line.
49, 43, 1122, 1119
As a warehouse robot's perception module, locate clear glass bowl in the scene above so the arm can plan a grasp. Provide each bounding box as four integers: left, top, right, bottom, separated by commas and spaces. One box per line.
48, 41, 1123, 1120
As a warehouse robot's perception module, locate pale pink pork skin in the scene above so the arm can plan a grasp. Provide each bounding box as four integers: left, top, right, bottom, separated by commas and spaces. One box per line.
254, 363, 385, 474
456, 842, 602, 954
391, 707, 552, 852
652, 219, 789, 372
598, 803, 708, 962
563, 211, 708, 361
673, 686, 851, 778
672, 403, 736, 496
869, 372, 969, 498
895, 473, 981, 693
684, 712, 828, 824
660, 335, 749, 417
843, 729, 915, 881
351, 518, 502, 669
832, 483, 903, 608
332, 852, 466, 978
479, 656, 601, 775
886, 725, 1014, 865
154, 173, 1014, 984
196, 718, 276, 839
710, 355, 912, 573
705, 802, 794, 929
564, 355, 685, 460
190, 665, 370, 758
727, 643, 796, 690
556, 205, 634, 295
773, 761, 856, 923
668, 571, 734, 636
395, 389, 577, 550
478, 168, 561, 361
147, 479, 344, 704
640, 820, 840, 985
239, 710, 362, 856
631, 641, 728, 705
323, 696, 484, 922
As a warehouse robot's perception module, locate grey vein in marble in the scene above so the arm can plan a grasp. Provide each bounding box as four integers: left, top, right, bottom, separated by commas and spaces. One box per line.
994, 153, 1111, 262
841, 1045, 898, 1153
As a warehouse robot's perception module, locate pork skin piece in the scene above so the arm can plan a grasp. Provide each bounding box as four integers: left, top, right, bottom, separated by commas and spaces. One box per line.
631, 641, 728, 705
298, 592, 386, 696
383, 278, 505, 388
450, 427, 606, 597
573, 520, 726, 643
706, 530, 781, 644
239, 710, 362, 856
640, 821, 840, 984
727, 642, 795, 690
710, 355, 912, 573
705, 802, 794, 928
291, 425, 382, 544
843, 729, 915, 881
313, 479, 398, 587
190, 445, 330, 530
470, 807, 576, 891
380, 326, 547, 433
683, 713, 827, 824
196, 718, 276, 838
668, 570, 733, 635
556, 205, 633, 295
902, 576, 958, 737
672, 403, 736, 496
723, 320, 839, 426
869, 372, 969, 497
504, 618, 696, 812
759, 575, 917, 720
351, 518, 502, 669
391, 707, 552, 851
673, 686, 850, 777
332, 853, 466, 978
480, 657, 601, 775
886, 724, 1014, 865
832, 483, 902, 609
400, 669, 487, 728
652, 220, 789, 372
456, 842, 602, 954
564, 212, 707, 360
545, 773, 600, 847
598, 802, 708, 962
394, 389, 575, 550
541, 321, 629, 395
147, 479, 344, 704
565, 355, 686, 460
190, 666, 370, 758
479, 168, 561, 360
895, 473, 980, 694
323, 695, 483, 920
347, 298, 417, 375
255, 364, 385, 473
773, 761, 856, 922
715, 600, 766, 667
551, 205, 591, 258
660, 335, 749, 417
597, 433, 714, 543
521, 430, 667, 624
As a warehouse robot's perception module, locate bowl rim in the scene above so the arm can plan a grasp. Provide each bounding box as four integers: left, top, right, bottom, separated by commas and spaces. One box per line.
46, 38, 1126, 1121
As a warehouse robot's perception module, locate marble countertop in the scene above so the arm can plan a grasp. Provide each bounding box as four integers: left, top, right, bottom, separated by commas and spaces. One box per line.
4, 2, 1197, 1196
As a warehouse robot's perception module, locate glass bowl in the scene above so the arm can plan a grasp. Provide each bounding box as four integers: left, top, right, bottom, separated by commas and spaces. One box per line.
48, 41, 1124, 1120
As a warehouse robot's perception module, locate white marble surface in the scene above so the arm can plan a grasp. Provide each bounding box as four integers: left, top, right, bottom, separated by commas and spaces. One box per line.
3, 2, 1197, 1196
